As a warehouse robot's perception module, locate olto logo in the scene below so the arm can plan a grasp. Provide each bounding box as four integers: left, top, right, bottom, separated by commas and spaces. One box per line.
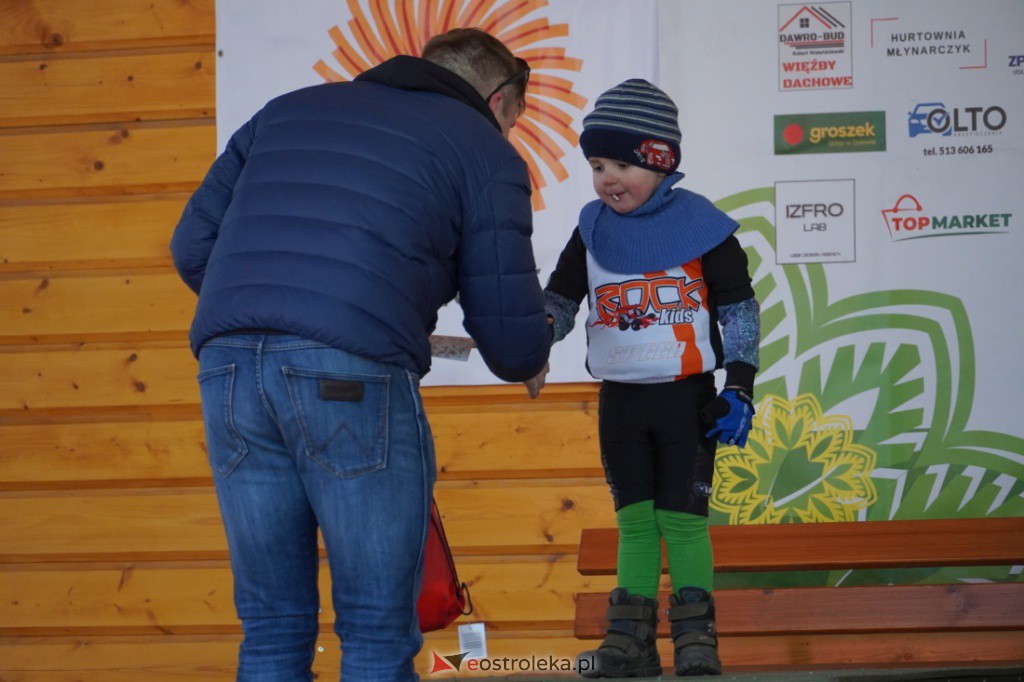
907, 102, 1007, 137
312, 0, 587, 211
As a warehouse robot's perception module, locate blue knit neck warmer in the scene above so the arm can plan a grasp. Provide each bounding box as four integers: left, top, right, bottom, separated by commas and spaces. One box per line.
578, 173, 739, 273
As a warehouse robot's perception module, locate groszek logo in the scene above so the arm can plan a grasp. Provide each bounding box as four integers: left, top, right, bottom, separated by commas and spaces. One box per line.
775, 111, 886, 154
882, 194, 1012, 241
907, 103, 1007, 138
312, 0, 587, 211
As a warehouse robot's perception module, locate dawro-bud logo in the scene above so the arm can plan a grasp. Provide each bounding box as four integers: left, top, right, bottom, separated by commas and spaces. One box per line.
775, 111, 886, 154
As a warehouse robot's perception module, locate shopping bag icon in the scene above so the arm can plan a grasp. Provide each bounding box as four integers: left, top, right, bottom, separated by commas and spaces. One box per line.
881, 194, 925, 241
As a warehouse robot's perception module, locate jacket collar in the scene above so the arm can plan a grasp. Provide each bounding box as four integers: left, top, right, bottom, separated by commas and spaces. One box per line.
355, 55, 501, 132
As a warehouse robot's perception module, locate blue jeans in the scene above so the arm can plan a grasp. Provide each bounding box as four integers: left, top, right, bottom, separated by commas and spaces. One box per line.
198, 335, 436, 681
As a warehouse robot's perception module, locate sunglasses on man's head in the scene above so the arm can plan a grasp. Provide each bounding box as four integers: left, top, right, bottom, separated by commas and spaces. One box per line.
486, 57, 531, 103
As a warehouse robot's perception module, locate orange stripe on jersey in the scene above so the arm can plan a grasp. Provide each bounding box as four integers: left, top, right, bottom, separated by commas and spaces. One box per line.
676, 260, 706, 378
672, 319, 704, 379
681, 260, 709, 312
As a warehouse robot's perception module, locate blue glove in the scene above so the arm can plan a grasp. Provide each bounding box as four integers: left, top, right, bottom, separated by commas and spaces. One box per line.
701, 388, 754, 448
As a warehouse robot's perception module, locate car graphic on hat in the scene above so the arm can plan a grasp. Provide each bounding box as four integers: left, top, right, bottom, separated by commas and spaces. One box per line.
637, 139, 676, 170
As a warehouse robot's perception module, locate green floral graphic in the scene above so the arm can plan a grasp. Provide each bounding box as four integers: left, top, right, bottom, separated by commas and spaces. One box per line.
713, 394, 877, 524
706, 187, 1024, 585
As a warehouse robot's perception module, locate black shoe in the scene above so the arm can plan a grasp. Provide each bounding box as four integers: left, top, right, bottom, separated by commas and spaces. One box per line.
576, 588, 662, 678
667, 587, 721, 676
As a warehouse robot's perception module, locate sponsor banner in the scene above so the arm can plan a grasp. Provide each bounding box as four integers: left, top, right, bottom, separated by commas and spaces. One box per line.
906, 101, 1009, 157
775, 111, 886, 154
1011, 54, 1024, 75
219, 0, 1024, 453
907, 102, 1007, 139
882, 193, 1013, 242
869, 15, 987, 71
217, 0, 1024, 596
659, 0, 1024, 453
778, 2, 853, 91
775, 179, 855, 263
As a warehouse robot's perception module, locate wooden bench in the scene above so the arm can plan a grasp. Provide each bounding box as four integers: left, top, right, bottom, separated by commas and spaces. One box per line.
574, 517, 1024, 670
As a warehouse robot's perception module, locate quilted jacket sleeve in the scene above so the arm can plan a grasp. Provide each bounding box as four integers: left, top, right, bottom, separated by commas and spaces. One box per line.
457, 155, 552, 383
169, 113, 259, 294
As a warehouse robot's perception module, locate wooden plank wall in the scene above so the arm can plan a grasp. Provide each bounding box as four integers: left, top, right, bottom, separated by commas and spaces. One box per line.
0, 2, 617, 678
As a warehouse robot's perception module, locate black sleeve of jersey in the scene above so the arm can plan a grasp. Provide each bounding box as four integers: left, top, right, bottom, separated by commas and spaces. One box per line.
703, 235, 755, 306
544, 227, 589, 305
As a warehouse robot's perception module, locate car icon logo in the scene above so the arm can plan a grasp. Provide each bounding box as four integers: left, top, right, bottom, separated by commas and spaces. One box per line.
908, 102, 951, 137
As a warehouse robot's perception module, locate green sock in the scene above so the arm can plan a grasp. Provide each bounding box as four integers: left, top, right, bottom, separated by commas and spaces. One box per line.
615, 500, 661, 599
655, 509, 714, 593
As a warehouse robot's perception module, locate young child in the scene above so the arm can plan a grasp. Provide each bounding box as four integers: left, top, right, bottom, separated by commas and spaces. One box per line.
544, 79, 760, 677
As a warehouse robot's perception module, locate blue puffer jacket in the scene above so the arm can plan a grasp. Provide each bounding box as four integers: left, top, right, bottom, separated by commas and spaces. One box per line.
170, 56, 551, 381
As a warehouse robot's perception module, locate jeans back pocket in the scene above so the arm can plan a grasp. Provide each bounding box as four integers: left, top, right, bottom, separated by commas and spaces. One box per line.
281, 367, 389, 479
197, 363, 250, 477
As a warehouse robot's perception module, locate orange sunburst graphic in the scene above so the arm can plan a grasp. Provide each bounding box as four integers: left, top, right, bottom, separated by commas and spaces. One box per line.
312, 0, 587, 211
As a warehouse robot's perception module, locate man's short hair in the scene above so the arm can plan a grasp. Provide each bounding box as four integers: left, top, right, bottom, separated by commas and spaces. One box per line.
422, 28, 525, 103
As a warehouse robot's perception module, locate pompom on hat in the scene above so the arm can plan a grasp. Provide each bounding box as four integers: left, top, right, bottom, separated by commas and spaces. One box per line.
579, 78, 682, 173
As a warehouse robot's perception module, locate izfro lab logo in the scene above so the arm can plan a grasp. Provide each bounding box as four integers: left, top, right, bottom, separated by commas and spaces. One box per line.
313, 0, 587, 211
774, 179, 855, 264
907, 102, 1007, 138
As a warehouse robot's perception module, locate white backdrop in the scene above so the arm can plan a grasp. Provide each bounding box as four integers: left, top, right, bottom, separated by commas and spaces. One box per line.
215, 0, 1024, 438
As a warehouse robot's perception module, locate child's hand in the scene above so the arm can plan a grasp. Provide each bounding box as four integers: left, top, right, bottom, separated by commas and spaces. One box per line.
701, 388, 754, 448
523, 362, 550, 399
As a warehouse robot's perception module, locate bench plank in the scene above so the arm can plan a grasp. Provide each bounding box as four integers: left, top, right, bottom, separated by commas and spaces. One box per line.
578, 518, 1024, 574
574, 584, 1024, 638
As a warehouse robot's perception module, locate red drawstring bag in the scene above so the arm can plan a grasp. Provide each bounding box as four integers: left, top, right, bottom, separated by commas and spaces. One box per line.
417, 498, 472, 632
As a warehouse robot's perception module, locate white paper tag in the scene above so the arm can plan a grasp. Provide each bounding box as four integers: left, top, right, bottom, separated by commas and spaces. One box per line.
457, 622, 487, 660
428, 335, 475, 362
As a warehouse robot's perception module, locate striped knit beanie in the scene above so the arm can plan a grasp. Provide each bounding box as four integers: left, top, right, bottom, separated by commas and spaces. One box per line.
579, 79, 681, 173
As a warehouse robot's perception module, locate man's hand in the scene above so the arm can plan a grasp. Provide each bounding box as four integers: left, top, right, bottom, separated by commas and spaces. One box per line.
523, 362, 550, 399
